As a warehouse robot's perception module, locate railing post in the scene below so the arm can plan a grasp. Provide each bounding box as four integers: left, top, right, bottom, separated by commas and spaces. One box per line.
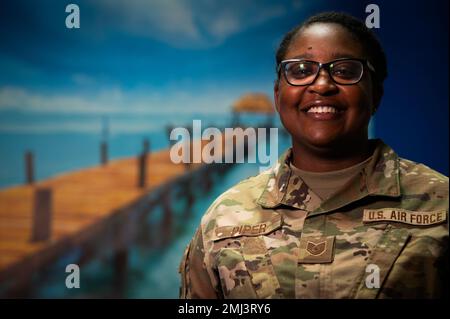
113, 214, 129, 297
182, 178, 195, 220
166, 125, 174, 147
143, 138, 149, 154
31, 187, 52, 242
138, 139, 150, 188
203, 166, 213, 192
113, 249, 128, 296
25, 151, 34, 184
162, 188, 173, 244
100, 141, 108, 165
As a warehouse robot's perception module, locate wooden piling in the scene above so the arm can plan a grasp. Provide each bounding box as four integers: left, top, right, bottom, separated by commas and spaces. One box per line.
25, 151, 34, 184
162, 187, 173, 245
142, 138, 150, 154
100, 141, 108, 165
187, 180, 195, 209
166, 125, 174, 147
113, 214, 129, 297
30, 187, 52, 242
113, 249, 128, 296
138, 138, 150, 188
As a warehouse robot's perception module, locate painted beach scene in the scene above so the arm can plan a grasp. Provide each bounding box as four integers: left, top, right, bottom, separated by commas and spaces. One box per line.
0, 0, 447, 298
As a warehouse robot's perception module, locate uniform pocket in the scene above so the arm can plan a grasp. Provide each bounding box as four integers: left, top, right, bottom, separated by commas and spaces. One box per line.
212, 215, 284, 299
240, 236, 283, 299
215, 246, 259, 298
214, 236, 283, 299
377, 234, 448, 298
352, 225, 411, 298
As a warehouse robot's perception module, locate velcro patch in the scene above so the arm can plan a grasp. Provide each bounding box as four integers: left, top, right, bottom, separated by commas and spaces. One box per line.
363, 208, 447, 226
213, 215, 281, 240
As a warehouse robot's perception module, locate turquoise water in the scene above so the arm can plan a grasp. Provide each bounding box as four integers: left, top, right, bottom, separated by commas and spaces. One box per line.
0, 113, 281, 188
28, 135, 290, 298
129, 133, 291, 298
127, 161, 268, 298
1, 112, 380, 298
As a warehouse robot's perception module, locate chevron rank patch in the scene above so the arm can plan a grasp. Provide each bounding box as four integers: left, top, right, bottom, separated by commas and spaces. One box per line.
298, 236, 335, 264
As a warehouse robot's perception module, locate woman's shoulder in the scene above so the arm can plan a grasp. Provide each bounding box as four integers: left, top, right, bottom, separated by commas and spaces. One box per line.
204, 167, 273, 216
399, 157, 449, 182
199, 167, 278, 238
398, 157, 448, 193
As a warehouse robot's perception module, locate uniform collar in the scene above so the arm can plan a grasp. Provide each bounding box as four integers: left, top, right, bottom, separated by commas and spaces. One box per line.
257, 139, 401, 213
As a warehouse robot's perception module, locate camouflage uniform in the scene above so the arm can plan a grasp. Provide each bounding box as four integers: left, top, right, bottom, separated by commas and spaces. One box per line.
179, 139, 448, 298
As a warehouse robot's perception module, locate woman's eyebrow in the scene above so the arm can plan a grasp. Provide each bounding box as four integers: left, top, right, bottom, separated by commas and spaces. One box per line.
288, 52, 361, 60
289, 53, 314, 60
329, 52, 360, 59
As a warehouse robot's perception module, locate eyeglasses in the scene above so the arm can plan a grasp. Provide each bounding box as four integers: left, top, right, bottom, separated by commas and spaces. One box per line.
277, 58, 376, 86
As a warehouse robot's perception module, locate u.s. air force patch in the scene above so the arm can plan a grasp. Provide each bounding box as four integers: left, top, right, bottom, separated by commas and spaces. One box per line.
363, 208, 447, 226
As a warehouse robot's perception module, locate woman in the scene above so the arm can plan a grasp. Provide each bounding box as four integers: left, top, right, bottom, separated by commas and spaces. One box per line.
179, 12, 448, 299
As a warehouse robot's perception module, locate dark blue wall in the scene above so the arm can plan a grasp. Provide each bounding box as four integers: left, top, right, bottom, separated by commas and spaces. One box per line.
314, 0, 449, 175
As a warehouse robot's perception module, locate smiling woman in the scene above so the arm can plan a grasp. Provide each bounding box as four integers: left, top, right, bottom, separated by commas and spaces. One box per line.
179, 12, 448, 299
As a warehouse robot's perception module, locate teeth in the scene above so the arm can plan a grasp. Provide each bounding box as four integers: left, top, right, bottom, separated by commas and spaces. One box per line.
307, 106, 338, 113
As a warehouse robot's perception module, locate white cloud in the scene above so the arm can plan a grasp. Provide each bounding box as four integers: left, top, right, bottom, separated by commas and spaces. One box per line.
0, 85, 240, 116
95, 0, 202, 45
0, 120, 165, 134
0, 86, 114, 114
0, 84, 275, 134
0, 121, 102, 134
92, 0, 289, 48
205, 3, 286, 40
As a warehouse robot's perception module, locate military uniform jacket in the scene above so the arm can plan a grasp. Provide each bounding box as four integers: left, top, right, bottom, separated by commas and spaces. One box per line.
179, 139, 449, 298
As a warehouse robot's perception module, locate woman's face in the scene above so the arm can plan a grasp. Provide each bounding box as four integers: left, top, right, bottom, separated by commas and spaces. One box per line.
275, 23, 377, 151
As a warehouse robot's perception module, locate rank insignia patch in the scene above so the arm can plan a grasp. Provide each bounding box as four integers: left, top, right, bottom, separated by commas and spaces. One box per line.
298, 236, 335, 264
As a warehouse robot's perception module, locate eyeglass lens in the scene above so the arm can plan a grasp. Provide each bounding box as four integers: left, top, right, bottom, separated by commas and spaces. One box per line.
285, 60, 363, 85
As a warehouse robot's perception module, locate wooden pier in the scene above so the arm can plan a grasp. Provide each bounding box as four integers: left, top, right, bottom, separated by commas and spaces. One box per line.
0, 132, 246, 297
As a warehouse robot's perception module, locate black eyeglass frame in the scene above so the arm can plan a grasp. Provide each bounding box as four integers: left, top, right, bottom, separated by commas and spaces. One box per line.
277, 58, 376, 86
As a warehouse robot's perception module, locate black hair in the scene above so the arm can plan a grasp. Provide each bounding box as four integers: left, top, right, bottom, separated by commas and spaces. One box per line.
275, 11, 388, 87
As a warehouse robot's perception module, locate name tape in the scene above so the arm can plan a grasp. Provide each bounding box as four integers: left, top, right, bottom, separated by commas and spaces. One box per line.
214, 215, 282, 239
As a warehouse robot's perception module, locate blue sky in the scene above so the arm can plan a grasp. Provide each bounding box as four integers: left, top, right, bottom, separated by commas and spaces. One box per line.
0, 0, 448, 176
0, 0, 320, 134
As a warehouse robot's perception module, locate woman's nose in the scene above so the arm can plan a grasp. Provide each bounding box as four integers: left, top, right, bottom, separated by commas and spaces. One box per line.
307, 69, 338, 95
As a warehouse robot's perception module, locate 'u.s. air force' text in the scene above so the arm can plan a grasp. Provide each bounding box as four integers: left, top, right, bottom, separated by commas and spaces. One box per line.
363, 208, 446, 226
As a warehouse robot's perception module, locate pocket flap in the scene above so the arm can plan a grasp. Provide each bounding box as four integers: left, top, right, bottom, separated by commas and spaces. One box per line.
353, 226, 411, 298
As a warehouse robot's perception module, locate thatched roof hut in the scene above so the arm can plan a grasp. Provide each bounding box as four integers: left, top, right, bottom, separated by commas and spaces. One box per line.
232, 93, 275, 114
